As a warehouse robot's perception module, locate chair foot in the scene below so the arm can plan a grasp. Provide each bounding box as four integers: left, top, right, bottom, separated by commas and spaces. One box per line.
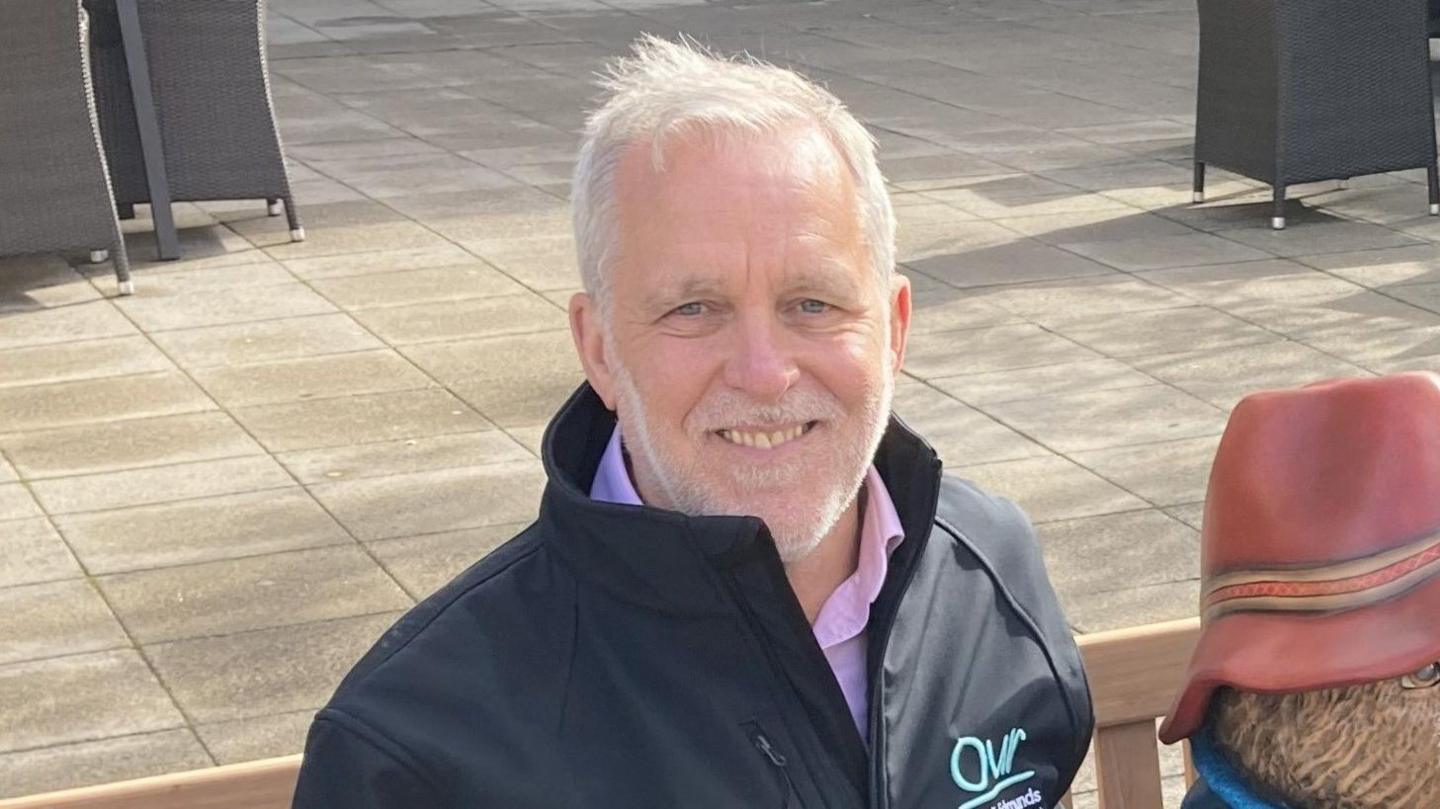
117, 280, 135, 296
90, 249, 109, 263
1271, 216, 1286, 230
1192, 191, 1205, 203
1430, 203, 1438, 216
267, 199, 283, 217
290, 227, 306, 242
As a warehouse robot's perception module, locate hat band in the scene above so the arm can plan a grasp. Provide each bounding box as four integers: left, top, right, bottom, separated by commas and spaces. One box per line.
1203, 530, 1440, 621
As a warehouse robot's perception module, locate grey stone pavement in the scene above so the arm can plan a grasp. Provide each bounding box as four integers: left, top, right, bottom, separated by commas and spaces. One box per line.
4, 0, 1440, 800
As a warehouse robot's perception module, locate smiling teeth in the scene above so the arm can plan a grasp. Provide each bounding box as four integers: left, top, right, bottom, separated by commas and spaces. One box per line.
720, 425, 806, 449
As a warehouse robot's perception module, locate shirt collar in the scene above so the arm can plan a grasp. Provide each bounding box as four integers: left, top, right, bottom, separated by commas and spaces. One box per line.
589, 423, 905, 648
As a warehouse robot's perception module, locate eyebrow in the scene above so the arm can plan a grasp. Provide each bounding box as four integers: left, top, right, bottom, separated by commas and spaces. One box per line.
640, 277, 728, 311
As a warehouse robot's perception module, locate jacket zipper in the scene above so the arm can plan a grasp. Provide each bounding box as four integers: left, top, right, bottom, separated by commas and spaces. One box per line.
866, 458, 944, 809
745, 722, 797, 808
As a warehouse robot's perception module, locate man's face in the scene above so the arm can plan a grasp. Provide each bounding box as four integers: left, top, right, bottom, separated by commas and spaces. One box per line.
571, 125, 910, 562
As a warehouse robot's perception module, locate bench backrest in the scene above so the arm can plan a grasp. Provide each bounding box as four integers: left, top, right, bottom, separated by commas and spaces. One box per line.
0, 618, 1202, 809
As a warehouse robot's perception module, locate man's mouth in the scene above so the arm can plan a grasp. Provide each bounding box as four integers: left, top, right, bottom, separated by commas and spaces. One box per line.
715, 421, 818, 450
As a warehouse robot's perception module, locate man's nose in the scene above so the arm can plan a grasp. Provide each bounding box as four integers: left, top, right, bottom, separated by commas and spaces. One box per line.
723, 316, 799, 402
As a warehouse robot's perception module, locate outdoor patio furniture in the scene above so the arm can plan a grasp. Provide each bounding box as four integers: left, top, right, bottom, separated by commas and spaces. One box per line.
84, 0, 305, 246
1191, 0, 1440, 229
0, 0, 132, 295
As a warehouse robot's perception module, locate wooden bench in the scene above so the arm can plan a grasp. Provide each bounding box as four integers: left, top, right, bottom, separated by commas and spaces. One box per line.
0, 618, 1202, 809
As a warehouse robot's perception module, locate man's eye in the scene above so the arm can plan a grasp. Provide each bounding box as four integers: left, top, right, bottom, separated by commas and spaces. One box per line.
672, 302, 704, 316
1400, 662, 1440, 689
798, 299, 830, 314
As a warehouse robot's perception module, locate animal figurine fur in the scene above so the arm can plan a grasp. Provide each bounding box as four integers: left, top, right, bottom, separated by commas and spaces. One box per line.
1208, 671, 1440, 808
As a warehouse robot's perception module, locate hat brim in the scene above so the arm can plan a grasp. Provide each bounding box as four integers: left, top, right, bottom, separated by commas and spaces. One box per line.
1158, 575, 1440, 743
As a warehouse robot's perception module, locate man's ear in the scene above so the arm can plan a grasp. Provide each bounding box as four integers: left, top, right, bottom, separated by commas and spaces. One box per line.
569, 292, 619, 411
888, 272, 912, 373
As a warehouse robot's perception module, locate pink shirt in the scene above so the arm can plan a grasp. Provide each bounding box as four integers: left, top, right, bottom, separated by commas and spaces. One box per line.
589, 426, 904, 738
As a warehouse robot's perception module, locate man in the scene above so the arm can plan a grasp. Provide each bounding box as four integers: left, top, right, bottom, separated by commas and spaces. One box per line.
294, 36, 1091, 809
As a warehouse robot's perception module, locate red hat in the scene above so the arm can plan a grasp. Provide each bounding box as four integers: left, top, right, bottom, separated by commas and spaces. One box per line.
1158, 372, 1440, 744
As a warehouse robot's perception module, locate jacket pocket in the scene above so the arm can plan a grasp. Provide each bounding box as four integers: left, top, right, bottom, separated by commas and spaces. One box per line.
743, 720, 800, 809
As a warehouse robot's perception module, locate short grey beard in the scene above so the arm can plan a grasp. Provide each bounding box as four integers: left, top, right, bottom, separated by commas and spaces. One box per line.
606, 346, 893, 563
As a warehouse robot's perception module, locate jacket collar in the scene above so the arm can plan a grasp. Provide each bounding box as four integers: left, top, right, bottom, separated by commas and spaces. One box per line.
536, 384, 942, 616
1190, 725, 1293, 809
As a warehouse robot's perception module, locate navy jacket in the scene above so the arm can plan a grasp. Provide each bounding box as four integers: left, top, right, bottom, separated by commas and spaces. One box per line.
292, 385, 1093, 808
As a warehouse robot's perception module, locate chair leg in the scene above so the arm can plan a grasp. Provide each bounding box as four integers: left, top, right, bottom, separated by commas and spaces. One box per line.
112, 241, 133, 297
283, 197, 305, 242
1428, 163, 1439, 216
1272, 184, 1286, 230
267, 198, 282, 217
1193, 161, 1205, 203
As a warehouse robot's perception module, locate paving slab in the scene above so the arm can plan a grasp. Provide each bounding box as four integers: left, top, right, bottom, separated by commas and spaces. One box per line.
904, 323, 1100, 380
98, 545, 412, 644
0, 301, 137, 352
1295, 244, 1440, 289
1061, 232, 1272, 271
0, 518, 82, 588
462, 235, 584, 291
1134, 341, 1372, 409
930, 358, 1156, 406
191, 349, 435, 408
892, 380, 1048, 466
966, 275, 1191, 318
1069, 435, 1221, 508
1138, 259, 1365, 308
280, 244, 478, 280
952, 455, 1148, 524
307, 263, 527, 308
0, 649, 183, 754
308, 459, 546, 541
56, 488, 350, 575
149, 314, 385, 369
1041, 305, 1279, 358
231, 388, 493, 452
979, 384, 1226, 453
906, 283, 1023, 334
367, 523, 525, 599
276, 429, 532, 484
145, 612, 402, 724
0, 729, 211, 800
1214, 220, 1424, 258
0, 337, 173, 391
1036, 509, 1199, 598
347, 293, 566, 345
906, 237, 1119, 288
0, 579, 129, 666
194, 710, 316, 766
0, 372, 215, 434
115, 281, 339, 333
0, 412, 264, 480
1060, 578, 1202, 634
0, 484, 41, 521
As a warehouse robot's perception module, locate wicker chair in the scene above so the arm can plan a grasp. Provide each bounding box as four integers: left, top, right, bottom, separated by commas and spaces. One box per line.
83, 0, 304, 241
1191, 0, 1440, 229
0, 0, 132, 294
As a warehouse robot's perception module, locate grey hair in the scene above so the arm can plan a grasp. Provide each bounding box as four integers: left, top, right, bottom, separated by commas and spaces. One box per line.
571, 35, 896, 316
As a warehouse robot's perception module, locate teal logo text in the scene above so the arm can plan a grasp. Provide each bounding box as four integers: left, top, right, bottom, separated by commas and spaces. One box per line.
950, 727, 1037, 809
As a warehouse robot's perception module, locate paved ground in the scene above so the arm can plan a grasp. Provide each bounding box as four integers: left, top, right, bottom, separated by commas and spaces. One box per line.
5, 0, 1440, 801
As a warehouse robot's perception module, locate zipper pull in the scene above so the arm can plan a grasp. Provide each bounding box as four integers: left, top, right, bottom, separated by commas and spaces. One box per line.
751, 729, 789, 768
